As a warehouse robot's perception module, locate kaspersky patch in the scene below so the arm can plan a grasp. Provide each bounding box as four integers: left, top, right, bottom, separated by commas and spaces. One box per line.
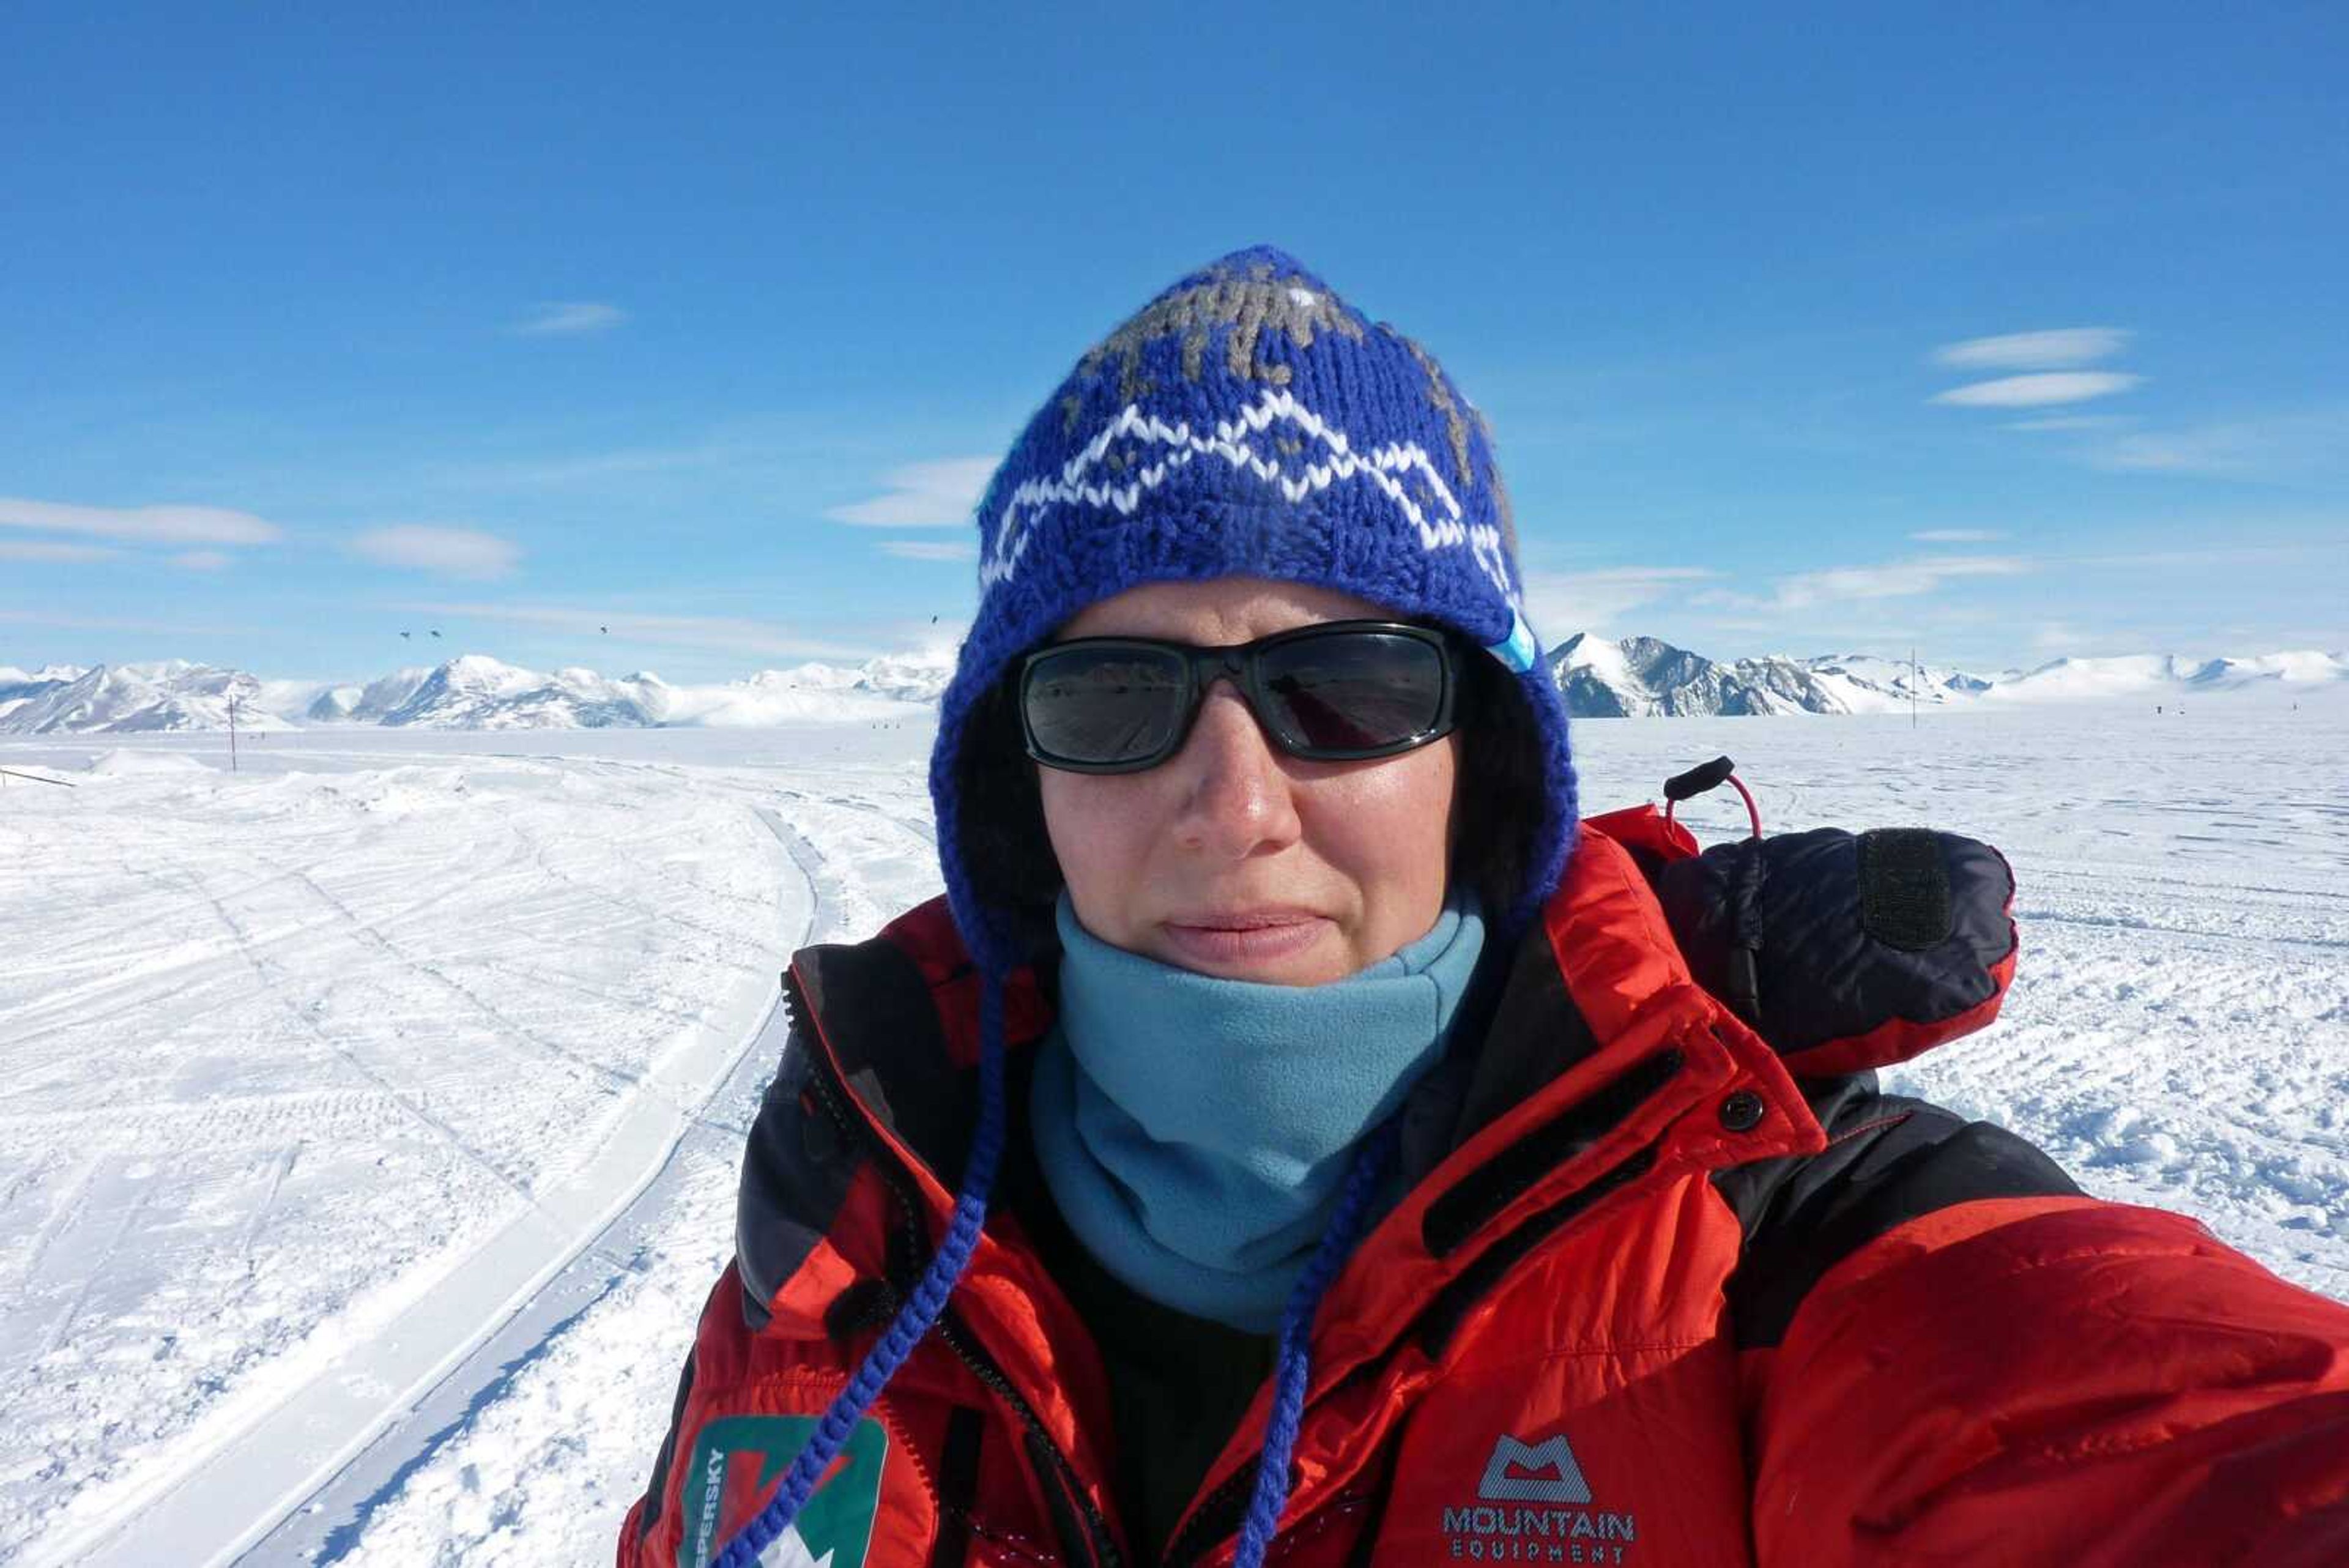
680, 1414, 888, 1568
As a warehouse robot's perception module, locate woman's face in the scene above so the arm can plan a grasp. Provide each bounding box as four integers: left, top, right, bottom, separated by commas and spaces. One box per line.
1036, 577, 1460, 986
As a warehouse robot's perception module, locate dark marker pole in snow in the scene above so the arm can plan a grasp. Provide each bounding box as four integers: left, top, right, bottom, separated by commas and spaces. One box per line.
228, 694, 240, 773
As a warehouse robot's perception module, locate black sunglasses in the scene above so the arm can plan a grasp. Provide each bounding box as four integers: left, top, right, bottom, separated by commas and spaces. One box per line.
1019, 620, 1462, 774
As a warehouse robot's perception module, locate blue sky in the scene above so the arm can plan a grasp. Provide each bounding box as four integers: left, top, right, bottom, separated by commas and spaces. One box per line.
4, 4, 2343, 683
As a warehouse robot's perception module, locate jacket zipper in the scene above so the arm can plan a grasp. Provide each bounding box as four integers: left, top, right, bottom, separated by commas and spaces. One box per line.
793, 974, 1123, 1568
933, 1304, 1123, 1568
1162, 1462, 1257, 1568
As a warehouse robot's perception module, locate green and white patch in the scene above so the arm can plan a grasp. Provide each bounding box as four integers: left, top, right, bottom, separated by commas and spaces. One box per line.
681, 1414, 888, 1568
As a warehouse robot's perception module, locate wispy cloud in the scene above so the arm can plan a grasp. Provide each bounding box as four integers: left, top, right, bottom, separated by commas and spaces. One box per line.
826, 458, 997, 528
511, 301, 626, 336
0, 539, 124, 563
0, 496, 281, 544
1522, 565, 1719, 638
0, 609, 240, 635
425, 416, 848, 494
2070, 541, 2348, 571
1931, 373, 2143, 408
351, 525, 522, 579
395, 602, 875, 661
2006, 414, 2131, 432
1932, 329, 2129, 370
879, 540, 977, 562
173, 550, 232, 571
1909, 529, 2006, 543
2084, 409, 2349, 479
437, 438, 744, 490
1700, 554, 2032, 614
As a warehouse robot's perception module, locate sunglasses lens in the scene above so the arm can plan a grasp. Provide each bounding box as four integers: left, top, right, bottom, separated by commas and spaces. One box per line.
1259, 631, 1447, 754
1023, 645, 1190, 766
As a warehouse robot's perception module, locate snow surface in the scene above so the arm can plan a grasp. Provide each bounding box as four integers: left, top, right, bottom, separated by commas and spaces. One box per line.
2, 705, 2345, 1565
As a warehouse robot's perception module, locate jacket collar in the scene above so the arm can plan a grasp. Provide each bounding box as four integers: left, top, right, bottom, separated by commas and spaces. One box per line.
785, 821, 1822, 1326
777, 823, 1827, 1545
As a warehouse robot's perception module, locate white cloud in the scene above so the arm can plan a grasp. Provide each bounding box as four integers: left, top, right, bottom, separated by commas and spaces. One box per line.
826, 458, 998, 528
879, 540, 978, 562
2085, 409, 2349, 478
1932, 373, 2142, 408
1932, 329, 2130, 371
351, 525, 522, 579
0, 539, 123, 563
1700, 554, 2032, 614
2005, 414, 2131, 432
397, 602, 875, 661
512, 301, 626, 336
1521, 566, 1718, 640
0, 496, 281, 544
2067, 540, 2347, 572
1909, 529, 2006, 543
173, 550, 232, 571
0, 609, 238, 634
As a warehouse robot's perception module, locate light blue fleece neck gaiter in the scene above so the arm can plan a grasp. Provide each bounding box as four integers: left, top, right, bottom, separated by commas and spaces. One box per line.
1030, 887, 1486, 1332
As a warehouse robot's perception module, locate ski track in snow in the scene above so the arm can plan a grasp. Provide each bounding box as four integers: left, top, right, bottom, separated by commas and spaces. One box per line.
1, 706, 2343, 1564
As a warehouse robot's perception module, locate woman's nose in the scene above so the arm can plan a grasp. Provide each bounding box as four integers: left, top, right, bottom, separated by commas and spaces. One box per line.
1168, 680, 1302, 858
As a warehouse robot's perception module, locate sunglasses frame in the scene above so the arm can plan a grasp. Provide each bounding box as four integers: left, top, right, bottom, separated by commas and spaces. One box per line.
1017, 619, 1463, 775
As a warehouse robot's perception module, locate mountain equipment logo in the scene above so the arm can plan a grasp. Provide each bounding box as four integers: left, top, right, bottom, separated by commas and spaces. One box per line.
1439, 1430, 1636, 1562
679, 1414, 889, 1568
1479, 1434, 1593, 1504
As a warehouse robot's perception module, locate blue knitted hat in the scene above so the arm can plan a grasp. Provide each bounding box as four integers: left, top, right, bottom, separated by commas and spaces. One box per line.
932, 243, 1579, 973
711, 245, 1578, 1568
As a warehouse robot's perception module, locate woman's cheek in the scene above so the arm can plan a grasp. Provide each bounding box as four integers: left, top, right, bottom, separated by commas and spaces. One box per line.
1041, 776, 1153, 941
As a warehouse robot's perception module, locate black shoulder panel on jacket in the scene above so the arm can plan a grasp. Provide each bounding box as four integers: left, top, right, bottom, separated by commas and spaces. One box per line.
1654, 827, 2014, 1057
793, 936, 978, 1183
1714, 1074, 2080, 1349
735, 1009, 860, 1332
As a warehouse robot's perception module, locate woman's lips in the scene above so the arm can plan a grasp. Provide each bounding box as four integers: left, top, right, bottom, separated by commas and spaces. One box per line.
1160, 912, 1330, 967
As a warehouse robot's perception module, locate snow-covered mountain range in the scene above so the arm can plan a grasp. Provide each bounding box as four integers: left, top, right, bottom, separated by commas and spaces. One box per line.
4, 636, 2342, 734
1545, 634, 2003, 717
1542, 636, 2345, 717
0, 648, 957, 735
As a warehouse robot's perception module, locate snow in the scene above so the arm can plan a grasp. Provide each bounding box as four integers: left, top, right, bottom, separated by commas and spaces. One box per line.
2, 648, 959, 735
1545, 633, 2346, 718
2, 704, 2344, 1565
1553, 630, 1634, 692
1988, 650, 2349, 703
0, 663, 293, 737
81, 748, 217, 777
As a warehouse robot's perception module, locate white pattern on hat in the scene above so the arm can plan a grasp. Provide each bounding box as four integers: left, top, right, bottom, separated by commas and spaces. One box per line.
979, 389, 1519, 603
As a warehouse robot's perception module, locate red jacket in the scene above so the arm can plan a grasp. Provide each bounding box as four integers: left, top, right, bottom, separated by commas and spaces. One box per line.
620, 816, 2349, 1567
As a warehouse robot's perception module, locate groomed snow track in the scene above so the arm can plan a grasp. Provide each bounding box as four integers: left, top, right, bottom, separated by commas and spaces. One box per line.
26, 794, 837, 1568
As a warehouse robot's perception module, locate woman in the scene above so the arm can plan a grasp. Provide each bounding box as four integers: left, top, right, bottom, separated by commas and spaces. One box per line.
622, 248, 2349, 1568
